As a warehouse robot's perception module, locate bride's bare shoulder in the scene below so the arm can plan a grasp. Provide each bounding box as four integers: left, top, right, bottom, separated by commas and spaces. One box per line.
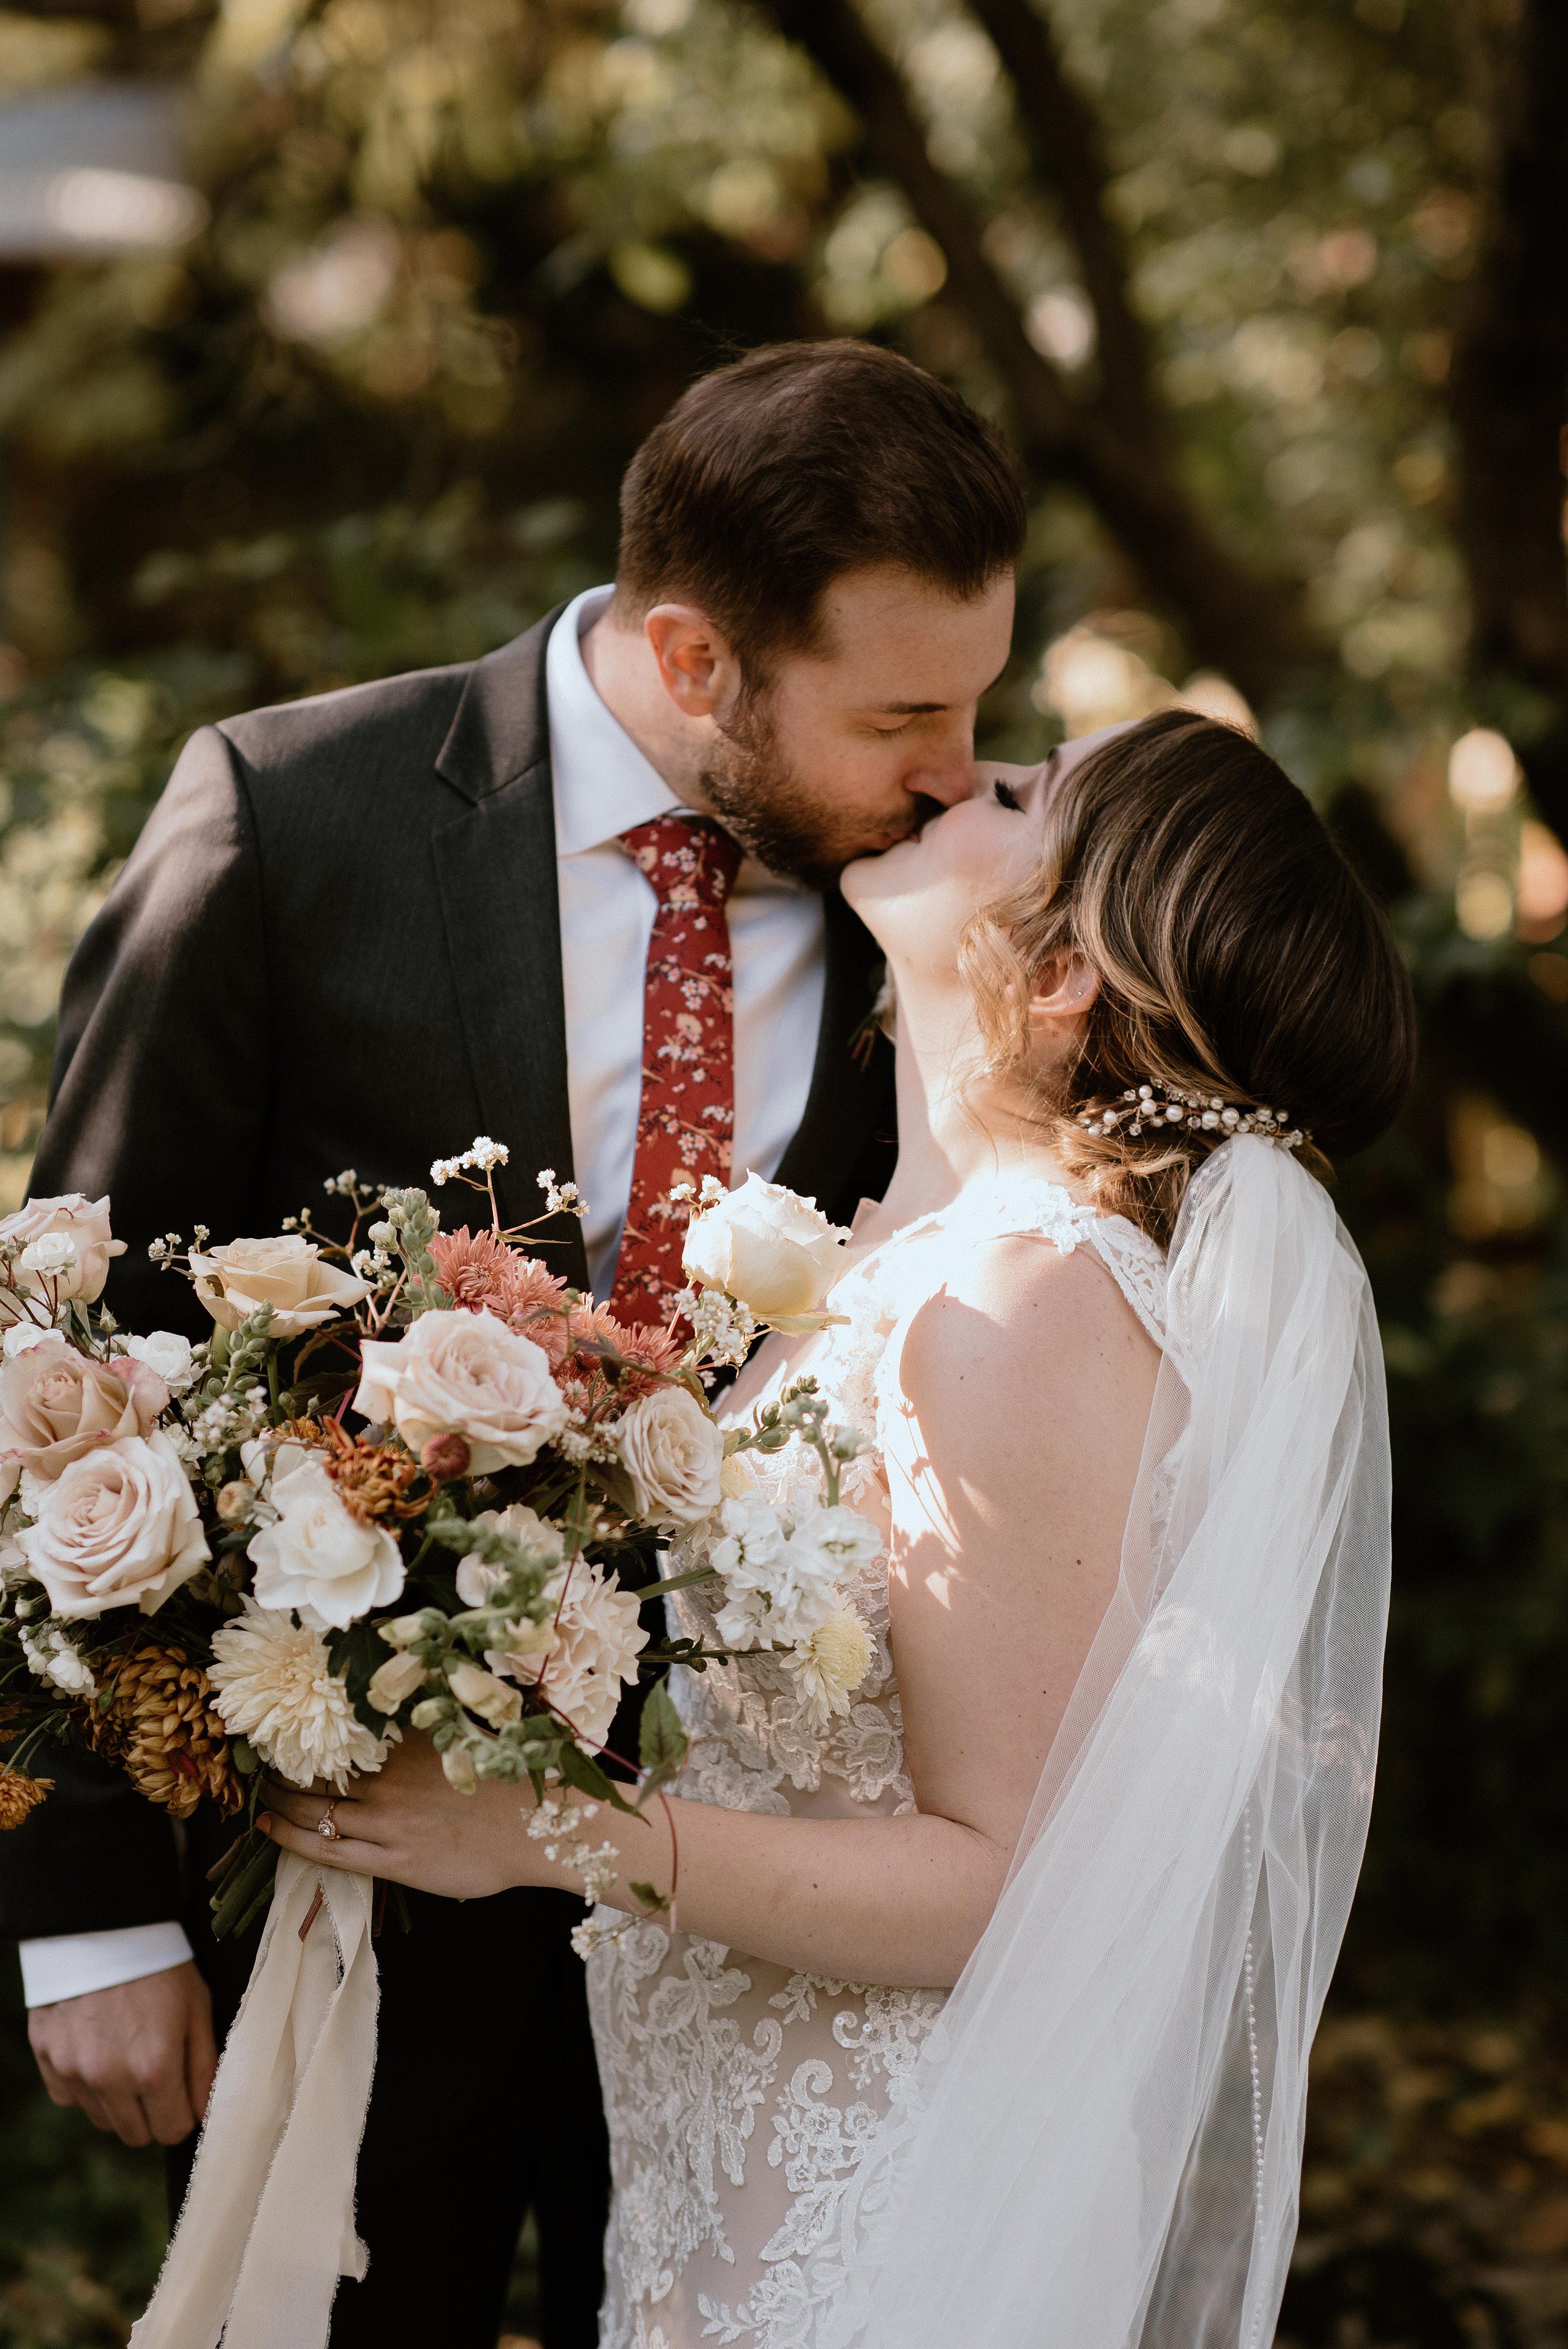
895, 1229, 1159, 1473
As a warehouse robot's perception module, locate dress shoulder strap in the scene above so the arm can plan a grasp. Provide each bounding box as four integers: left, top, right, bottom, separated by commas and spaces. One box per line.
1082, 1215, 1168, 1349
932, 1171, 1169, 1351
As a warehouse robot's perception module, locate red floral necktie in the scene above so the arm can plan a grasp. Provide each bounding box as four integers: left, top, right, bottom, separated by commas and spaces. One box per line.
611, 815, 744, 1325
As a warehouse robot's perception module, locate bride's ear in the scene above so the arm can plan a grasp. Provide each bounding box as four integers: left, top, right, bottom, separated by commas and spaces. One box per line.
1025, 953, 1100, 1046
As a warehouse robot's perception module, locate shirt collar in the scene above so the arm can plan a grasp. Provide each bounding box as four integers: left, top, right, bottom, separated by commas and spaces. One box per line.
547, 585, 684, 856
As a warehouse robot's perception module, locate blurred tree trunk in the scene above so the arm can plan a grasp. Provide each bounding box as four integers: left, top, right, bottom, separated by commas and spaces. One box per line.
762, 0, 1313, 705
1451, 0, 1568, 839
964, 0, 1164, 454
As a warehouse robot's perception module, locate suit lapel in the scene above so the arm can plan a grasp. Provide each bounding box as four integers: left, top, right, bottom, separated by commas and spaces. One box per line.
431, 607, 590, 1288
773, 890, 894, 1215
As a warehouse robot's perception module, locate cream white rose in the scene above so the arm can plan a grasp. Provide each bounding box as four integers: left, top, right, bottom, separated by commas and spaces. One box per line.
0, 1194, 124, 1322
247, 1458, 406, 1630
190, 1234, 370, 1336
17, 1431, 210, 1619
0, 1333, 168, 1494
681, 1171, 850, 1317
354, 1309, 568, 1473
616, 1386, 724, 1527
123, 1330, 198, 1394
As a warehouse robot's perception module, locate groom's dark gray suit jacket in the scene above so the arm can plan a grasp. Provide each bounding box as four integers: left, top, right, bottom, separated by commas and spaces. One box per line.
0, 606, 895, 2345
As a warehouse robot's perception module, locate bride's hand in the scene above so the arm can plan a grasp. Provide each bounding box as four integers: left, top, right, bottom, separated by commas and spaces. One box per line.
258, 1734, 536, 1901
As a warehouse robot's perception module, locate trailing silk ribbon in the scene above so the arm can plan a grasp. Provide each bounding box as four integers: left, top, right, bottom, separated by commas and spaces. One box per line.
130, 1852, 379, 2349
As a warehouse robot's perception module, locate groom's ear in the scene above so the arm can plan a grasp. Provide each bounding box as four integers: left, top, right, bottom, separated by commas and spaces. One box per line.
645, 604, 744, 722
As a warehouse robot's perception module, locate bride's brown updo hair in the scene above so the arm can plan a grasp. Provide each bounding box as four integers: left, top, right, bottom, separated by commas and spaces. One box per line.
959, 708, 1418, 1247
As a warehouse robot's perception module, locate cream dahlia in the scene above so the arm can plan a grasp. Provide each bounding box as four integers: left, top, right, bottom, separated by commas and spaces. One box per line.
207, 1600, 392, 1791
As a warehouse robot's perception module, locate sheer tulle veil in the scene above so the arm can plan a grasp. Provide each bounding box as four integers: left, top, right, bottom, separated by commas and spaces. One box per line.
816, 1134, 1391, 2349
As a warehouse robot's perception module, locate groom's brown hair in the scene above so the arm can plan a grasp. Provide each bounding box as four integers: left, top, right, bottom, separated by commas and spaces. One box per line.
613, 340, 1027, 670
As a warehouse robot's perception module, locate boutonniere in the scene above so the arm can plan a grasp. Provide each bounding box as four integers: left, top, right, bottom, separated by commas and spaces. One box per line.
848, 962, 895, 1071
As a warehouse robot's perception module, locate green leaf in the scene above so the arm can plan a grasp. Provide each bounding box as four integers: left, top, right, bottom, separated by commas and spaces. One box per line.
557, 1737, 640, 1815
628, 1880, 670, 1916
637, 1677, 688, 1802
326, 1618, 397, 1731
631, 1563, 719, 1600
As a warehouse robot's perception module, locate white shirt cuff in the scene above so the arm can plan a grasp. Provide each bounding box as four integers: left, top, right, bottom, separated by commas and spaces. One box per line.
18, 1921, 195, 2008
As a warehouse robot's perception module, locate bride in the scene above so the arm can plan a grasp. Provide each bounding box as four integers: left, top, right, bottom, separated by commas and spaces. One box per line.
261, 706, 1415, 2348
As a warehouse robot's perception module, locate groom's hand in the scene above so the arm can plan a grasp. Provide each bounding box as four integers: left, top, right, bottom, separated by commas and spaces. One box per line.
29, 1961, 218, 2148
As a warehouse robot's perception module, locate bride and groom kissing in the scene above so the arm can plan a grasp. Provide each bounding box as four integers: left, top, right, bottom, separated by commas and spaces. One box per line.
4, 338, 1415, 2349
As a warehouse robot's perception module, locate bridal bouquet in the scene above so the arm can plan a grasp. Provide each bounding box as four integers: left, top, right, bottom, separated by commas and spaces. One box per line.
0, 1145, 880, 1942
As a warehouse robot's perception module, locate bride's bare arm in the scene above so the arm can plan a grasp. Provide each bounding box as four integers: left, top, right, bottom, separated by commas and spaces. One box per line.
261, 1238, 1160, 1988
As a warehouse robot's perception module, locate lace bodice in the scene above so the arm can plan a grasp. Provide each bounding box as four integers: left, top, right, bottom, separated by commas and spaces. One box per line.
586, 1171, 1167, 2349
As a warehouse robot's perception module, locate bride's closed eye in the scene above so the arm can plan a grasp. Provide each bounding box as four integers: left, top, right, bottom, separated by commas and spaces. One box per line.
993, 780, 1023, 811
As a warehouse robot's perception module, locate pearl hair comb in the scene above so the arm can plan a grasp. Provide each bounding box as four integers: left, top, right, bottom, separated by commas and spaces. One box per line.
1078, 1082, 1308, 1148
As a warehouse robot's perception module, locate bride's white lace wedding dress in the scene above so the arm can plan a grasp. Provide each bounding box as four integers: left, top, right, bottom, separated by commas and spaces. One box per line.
585, 1168, 1168, 2349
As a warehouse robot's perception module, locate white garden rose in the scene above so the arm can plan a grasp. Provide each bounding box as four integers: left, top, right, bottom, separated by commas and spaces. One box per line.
123, 1330, 198, 1394
681, 1171, 850, 1317
190, 1234, 370, 1335
354, 1309, 568, 1473
17, 1431, 210, 1619
490, 1558, 648, 1747
3, 1322, 55, 1358
0, 1194, 124, 1321
209, 1600, 393, 1791
616, 1386, 724, 1527
247, 1458, 406, 1630
0, 1332, 168, 1494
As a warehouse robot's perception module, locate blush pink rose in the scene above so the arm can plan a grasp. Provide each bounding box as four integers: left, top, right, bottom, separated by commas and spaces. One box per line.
0, 1194, 124, 1323
17, 1432, 210, 1619
354, 1308, 568, 1473
0, 1334, 168, 1499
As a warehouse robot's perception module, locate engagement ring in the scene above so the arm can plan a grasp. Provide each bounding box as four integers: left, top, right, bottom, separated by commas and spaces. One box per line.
317, 1801, 340, 1841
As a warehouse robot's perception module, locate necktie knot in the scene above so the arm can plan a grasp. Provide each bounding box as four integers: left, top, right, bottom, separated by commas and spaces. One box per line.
619, 815, 742, 914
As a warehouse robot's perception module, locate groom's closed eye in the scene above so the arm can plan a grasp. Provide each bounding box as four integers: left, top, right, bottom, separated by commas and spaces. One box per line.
994, 780, 1022, 811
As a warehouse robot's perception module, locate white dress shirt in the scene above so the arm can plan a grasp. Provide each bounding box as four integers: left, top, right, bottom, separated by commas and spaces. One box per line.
19, 583, 825, 2008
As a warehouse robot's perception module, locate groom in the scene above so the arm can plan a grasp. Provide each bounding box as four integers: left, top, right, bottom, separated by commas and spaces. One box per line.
0, 338, 1023, 2346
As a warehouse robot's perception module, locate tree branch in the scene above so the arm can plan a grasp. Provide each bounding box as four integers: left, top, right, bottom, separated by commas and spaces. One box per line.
1450, 0, 1568, 838
762, 0, 1312, 701
964, 0, 1163, 452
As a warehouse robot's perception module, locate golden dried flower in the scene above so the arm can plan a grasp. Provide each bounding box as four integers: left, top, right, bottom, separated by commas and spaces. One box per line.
85, 1641, 244, 1820
271, 1413, 428, 1525
0, 1765, 53, 1829
317, 1419, 426, 1524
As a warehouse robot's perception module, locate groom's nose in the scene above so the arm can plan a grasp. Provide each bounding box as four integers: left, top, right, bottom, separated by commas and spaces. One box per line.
904, 741, 975, 810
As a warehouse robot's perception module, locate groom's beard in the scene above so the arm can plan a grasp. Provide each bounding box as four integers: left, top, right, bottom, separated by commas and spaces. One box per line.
699, 690, 919, 890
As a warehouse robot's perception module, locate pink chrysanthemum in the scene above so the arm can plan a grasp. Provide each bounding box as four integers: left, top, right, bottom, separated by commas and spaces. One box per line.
430, 1229, 570, 1354
567, 1302, 685, 1400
